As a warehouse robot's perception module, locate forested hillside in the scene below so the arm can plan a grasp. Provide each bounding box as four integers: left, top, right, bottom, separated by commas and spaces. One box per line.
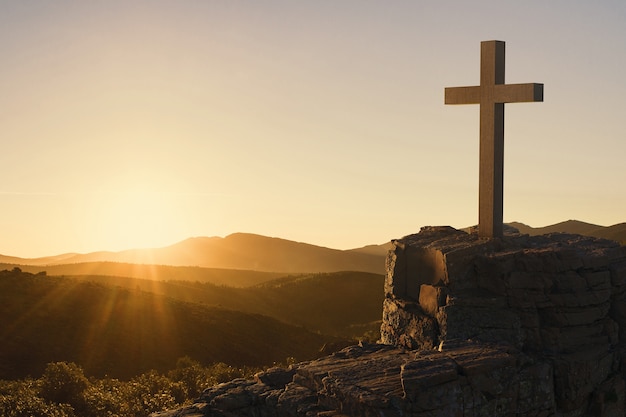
53, 271, 385, 338
0, 268, 343, 381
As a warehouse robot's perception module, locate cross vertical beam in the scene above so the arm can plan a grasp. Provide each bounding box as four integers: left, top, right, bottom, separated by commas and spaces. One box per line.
479, 40, 505, 239
445, 40, 543, 238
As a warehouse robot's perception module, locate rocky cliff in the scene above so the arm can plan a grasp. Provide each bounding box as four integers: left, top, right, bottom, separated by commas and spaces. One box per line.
154, 226, 626, 417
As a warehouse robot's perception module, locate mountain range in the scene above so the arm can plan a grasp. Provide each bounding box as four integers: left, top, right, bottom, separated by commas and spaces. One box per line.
508, 220, 626, 244
1, 221, 623, 275
1, 233, 391, 274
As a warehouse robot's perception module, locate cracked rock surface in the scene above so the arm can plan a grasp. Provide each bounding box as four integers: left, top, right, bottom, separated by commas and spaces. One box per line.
153, 340, 559, 417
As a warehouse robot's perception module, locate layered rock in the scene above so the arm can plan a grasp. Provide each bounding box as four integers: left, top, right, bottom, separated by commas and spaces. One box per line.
155, 226, 626, 417
154, 341, 559, 417
382, 226, 626, 415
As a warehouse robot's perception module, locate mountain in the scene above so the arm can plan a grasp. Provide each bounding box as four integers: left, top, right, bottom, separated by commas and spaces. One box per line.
508, 220, 626, 244
1, 233, 387, 274
0, 269, 343, 380
1, 223, 621, 276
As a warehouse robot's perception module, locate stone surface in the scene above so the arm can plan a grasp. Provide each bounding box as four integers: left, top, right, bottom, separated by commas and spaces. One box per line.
156, 226, 626, 417
382, 226, 626, 416
152, 341, 553, 417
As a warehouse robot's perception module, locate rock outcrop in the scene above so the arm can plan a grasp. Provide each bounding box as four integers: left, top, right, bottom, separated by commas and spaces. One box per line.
154, 226, 626, 416
382, 226, 626, 415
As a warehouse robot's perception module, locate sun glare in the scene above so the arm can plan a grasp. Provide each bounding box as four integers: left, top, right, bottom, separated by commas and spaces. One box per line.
92, 184, 182, 251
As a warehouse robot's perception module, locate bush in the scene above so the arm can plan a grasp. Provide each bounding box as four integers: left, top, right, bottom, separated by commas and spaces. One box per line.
126, 370, 186, 416
168, 356, 212, 399
0, 380, 74, 417
168, 357, 255, 399
0, 358, 262, 417
39, 362, 89, 411
80, 378, 127, 417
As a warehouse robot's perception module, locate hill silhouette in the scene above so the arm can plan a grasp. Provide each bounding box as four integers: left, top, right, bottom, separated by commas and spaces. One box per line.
2, 223, 620, 275
0, 233, 387, 274
0, 262, 285, 287
508, 220, 626, 244
0, 269, 342, 380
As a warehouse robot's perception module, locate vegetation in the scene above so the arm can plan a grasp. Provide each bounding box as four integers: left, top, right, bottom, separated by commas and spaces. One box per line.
0, 357, 258, 417
40, 271, 384, 338
0, 266, 383, 414
0, 268, 344, 381
248, 272, 384, 337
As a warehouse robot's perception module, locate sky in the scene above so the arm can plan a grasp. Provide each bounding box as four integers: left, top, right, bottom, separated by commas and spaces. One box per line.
1, 1, 625, 257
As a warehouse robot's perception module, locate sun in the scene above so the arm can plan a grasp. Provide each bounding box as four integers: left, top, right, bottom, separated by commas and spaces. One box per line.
113, 191, 167, 237
90, 182, 185, 251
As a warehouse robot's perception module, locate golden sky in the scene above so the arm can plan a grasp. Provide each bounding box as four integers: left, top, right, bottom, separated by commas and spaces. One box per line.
1, 1, 625, 257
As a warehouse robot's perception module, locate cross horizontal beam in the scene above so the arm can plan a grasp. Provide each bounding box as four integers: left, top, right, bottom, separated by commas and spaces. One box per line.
445, 83, 543, 105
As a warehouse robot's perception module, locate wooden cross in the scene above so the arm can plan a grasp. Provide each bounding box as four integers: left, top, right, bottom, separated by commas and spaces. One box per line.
445, 40, 543, 238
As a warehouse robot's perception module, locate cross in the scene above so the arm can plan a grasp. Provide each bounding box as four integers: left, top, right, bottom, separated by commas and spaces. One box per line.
445, 40, 543, 238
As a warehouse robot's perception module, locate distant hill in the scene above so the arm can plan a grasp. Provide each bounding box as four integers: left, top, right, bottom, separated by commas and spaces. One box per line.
347, 242, 393, 257
508, 220, 626, 245
0, 233, 387, 274
0, 252, 80, 266
0, 262, 285, 287
0, 269, 343, 380
248, 272, 383, 337
52, 271, 385, 338
2, 223, 620, 276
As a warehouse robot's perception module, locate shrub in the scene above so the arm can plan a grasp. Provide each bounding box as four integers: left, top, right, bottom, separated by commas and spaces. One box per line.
0, 380, 74, 417
168, 356, 212, 399
167, 357, 256, 399
39, 362, 89, 411
80, 378, 127, 417
1, 359, 262, 417
124, 370, 187, 416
